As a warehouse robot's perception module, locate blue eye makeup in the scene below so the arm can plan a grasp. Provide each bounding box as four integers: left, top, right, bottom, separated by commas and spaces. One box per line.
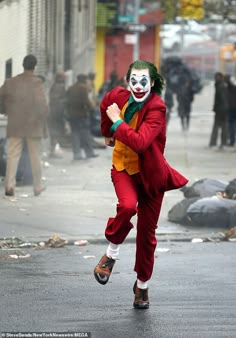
131, 77, 137, 86
140, 78, 148, 87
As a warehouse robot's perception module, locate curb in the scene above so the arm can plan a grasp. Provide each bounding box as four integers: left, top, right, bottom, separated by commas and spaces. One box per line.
0, 233, 229, 250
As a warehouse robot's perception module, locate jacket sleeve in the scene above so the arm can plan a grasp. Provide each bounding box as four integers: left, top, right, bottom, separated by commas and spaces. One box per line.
113, 99, 166, 153
100, 90, 118, 137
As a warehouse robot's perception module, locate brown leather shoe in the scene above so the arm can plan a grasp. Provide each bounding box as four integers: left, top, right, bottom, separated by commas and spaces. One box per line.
5, 188, 14, 196
34, 186, 46, 196
133, 281, 149, 309
94, 254, 116, 285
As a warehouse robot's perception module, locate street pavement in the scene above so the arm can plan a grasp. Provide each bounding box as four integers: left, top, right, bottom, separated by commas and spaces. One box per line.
0, 241, 235, 337
0, 82, 236, 337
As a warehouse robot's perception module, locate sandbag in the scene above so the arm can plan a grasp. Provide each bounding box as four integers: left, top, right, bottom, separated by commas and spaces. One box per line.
168, 197, 200, 224
181, 178, 228, 198
186, 196, 236, 228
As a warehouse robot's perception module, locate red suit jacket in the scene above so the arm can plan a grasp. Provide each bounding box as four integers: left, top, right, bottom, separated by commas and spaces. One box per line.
100, 87, 188, 197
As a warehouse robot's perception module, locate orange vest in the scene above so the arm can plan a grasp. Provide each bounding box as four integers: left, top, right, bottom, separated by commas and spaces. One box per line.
112, 102, 139, 175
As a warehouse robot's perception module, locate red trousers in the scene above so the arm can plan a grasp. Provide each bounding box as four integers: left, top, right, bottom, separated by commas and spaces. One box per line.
105, 167, 164, 282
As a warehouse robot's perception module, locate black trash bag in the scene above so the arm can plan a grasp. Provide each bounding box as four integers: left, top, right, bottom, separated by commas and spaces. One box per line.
186, 196, 236, 228
168, 197, 200, 224
181, 178, 228, 198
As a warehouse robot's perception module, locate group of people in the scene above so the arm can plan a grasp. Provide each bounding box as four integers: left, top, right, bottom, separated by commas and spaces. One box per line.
48, 71, 99, 160
0, 54, 100, 197
209, 72, 236, 149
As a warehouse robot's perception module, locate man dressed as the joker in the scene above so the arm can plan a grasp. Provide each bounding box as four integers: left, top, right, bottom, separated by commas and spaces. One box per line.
94, 60, 188, 309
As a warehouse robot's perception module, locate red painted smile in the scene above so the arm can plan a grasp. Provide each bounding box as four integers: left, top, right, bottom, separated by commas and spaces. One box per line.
133, 92, 147, 98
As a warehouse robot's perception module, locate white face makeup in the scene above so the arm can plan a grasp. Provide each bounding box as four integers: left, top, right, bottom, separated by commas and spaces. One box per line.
128, 68, 152, 102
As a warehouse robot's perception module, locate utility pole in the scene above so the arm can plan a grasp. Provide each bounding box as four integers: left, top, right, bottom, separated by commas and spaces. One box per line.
133, 0, 140, 61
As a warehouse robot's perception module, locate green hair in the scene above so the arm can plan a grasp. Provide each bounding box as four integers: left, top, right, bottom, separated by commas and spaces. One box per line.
126, 60, 165, 95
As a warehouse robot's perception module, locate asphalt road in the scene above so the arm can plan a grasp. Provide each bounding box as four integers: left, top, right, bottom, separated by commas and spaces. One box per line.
0, 241, 235, 338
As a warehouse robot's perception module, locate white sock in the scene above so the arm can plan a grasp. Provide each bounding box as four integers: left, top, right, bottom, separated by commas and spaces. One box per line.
137, 279, 148, 289
106, 242, 119, 260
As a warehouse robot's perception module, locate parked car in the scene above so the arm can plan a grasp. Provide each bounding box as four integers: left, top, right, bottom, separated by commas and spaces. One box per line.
160, 24, 212, 52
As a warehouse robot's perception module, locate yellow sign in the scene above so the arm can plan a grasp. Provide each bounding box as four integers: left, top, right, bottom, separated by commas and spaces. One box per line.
179, 0, 204, 20
220, 44, 236, 61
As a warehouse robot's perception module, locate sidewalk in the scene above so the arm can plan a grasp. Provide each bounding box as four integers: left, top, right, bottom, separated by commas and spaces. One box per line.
0, 82, 235, 245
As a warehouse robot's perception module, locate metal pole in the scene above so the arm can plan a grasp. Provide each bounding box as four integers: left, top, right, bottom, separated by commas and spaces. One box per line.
133, 0, 140, 61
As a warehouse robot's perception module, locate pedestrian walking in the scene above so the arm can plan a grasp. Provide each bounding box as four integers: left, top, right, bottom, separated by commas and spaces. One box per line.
48, 71, 66, 158
164, 86, 174, 124
0, 54, 48, 197
225, 74, 236, 147
66, 74, 98, 160
94, 60, 188, 309
176, 77, 194, 130
209, 72, 229, 149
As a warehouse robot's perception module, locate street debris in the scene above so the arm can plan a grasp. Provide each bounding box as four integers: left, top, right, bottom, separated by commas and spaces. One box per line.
8, 253, 31, 259
191, 238, 204, 243
74, 239, 88, 246
20, 194, 29, 198
219, 226, 236, 242
83, 255, 96, 259
0, 247, 31, 260
156, 248, 170, 252
0, 237, 25, 248
43, 161, 50, 168
0, 235, 90, 249
45, 234, 68, 248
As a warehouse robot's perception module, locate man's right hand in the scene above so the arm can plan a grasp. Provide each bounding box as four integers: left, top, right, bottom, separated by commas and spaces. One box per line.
105, 137, 115, 147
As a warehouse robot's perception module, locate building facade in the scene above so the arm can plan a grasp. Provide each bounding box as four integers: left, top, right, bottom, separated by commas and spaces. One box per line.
0, 0, 96, 88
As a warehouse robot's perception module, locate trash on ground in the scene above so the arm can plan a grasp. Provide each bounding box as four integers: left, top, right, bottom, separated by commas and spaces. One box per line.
45, 234, 68, 248
156, 248, 170, 252
20, 194, 29, 198
74, 239, 88, 246
0, 237, 25, 248
83, 255, 96, 259
191, 238, 204, 243
19, 242, 37, 248
43, 161, 50, 168
223, 227, 236, 240
8, 253, 31, 259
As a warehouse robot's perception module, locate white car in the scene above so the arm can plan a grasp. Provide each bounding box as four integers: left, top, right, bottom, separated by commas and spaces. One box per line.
160, 24, 212, 52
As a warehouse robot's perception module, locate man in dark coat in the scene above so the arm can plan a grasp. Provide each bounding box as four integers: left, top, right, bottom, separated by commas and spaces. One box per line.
209, 72, 229, 148
0, 54, 48, 196
48, 71, 66, 157
66, 74, 97, 160
177, 77, 194, 130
